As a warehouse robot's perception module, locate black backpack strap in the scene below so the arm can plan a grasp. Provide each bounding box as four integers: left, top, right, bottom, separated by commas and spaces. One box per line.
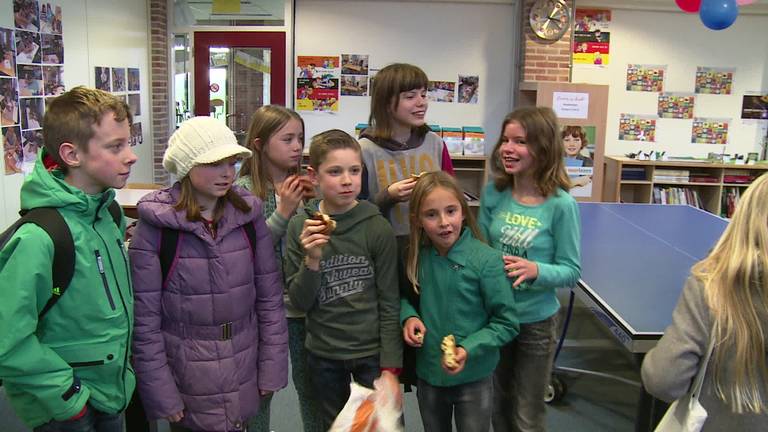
7, 208, 76, 320
159, 228, 180, 286
242, 222, 258, 257
107, 200, 122, 228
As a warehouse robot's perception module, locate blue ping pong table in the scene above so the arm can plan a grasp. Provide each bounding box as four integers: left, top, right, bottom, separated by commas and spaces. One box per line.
576, 202, 728, 353
572, 202, 728, 431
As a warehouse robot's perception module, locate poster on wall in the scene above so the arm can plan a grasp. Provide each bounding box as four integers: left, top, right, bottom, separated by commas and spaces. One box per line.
562, 125, 596, 198
741, 93, 768, 120
127, 68, 140, 91
3, 125, 22, 175
458, 75, 479, 104
340, 75, 368, 96
692, 118, 729, 145
658, 93, 695, 119
296, 77, 339, 112
128, 93, 140, 116
341, 54, 368, 75
0, 28, 17, 77
41, 33, 62, 64
572, 9, 611, 66
42, 65, 63, 95
130, 122, 142, 146
1, 77, 19, 126
626, 64, 665, 92
695, 67, 734, 95
427, 80, 455, 102
21, 129, 41, 174
296, 56, 340, 112
39, 2, 63, 34
14, 0, 40, 32
20, 97, 42, 130
618, 114, 656, 142
15, 30, 41, 64
95, 66, 110, 91
111, 68, 126, 93
18, 64, 42, 97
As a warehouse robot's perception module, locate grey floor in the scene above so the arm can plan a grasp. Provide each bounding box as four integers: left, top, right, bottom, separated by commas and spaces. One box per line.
1, 293, 641, 431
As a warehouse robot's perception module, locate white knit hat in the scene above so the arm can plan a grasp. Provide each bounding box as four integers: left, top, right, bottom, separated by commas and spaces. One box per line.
163, 116, 252, 178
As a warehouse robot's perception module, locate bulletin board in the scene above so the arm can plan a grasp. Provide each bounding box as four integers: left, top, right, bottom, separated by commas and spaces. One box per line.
294, 0, 519, 152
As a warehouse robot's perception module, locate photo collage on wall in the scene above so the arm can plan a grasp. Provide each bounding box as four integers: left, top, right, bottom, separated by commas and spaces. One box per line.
298, 53, 481, 111
94, 65, 142, 146
4, 0, 64, 176
695, 67, 734, 95
626, 64, 665, 92
618, 114, 656, 142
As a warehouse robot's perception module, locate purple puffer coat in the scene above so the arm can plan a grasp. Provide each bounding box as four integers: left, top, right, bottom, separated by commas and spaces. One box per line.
128, 184, 288, 431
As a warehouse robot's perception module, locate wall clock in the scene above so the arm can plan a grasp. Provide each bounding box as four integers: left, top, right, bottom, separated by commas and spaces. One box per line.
529, 0, 571, 41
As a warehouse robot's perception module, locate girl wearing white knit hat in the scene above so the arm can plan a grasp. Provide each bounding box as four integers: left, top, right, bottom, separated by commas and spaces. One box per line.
128, 117, 289, 432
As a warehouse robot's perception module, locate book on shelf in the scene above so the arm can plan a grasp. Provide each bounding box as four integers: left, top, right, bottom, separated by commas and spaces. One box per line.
689, 174, 719, 183
723, 175, 753, 184
621, 167, 646, 180
463, 190, 479, 202
652, 186, 703, 209
653, 169, 690, 183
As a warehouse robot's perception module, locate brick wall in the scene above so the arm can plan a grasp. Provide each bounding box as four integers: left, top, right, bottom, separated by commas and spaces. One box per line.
521, 0, 572, 83
149, 0, 171, 185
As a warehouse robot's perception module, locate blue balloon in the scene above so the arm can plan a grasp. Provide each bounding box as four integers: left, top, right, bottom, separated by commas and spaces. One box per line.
699, 0, 739, 30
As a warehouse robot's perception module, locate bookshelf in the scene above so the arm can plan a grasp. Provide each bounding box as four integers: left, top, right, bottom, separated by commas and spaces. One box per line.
604, 156, 768, 217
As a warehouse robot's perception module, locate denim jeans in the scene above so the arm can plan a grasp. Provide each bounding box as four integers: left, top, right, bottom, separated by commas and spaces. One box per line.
34, 406, 123, 432
417, 376, 493, 432
492, 314, 558, 432
306, 352, 380, 431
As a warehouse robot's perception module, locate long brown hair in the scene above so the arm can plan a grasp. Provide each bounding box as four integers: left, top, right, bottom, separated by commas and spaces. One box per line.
489, 106, 570, 196
406, 172, 483, 293
238, 105, 304, 199
368, 63, 430, 140
173, 175, 251, 224
691, 172, 768, 413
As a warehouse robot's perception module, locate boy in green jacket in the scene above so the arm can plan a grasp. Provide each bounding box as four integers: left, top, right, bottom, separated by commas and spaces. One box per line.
284, 129, 402, 430
0, 86, 137, 431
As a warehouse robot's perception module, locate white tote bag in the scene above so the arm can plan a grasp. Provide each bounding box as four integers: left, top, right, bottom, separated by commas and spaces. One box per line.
654, 333, 716, 432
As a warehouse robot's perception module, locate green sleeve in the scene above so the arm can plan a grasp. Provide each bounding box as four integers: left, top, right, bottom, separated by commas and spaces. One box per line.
371, 220, 403, 368
0, 226, 90, 421
400, 298, 420, 326
478, 183, 496, 243
284, 214, 321, 312
457, 252, 519, 359
531, 197, 581, 289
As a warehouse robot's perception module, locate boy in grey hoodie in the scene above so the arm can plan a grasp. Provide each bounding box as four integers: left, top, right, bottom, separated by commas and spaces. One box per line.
285, 129, 402, 430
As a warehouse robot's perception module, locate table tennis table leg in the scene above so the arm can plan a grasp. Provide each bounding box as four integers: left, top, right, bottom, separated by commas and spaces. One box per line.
634, 353, 669, 432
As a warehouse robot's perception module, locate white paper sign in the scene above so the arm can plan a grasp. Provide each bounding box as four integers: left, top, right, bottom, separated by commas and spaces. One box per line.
553, 92, 589, 119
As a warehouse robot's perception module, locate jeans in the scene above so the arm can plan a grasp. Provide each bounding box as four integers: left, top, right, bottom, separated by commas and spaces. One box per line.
247, 318, 323, 432
492, 314, 558, 432
34, 406, 123, 432
306, 352, 380, 431
417, 376, 493, 432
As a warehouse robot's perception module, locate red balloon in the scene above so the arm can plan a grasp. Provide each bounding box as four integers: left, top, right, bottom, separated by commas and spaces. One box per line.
676, 0, 702, 12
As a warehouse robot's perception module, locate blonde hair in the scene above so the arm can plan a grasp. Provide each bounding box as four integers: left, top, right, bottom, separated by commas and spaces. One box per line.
489, 106, 570, 196
406, 171, 483, 293
368, 63, 430, 140
238, 105, 304, 199
691, 172, 768, 413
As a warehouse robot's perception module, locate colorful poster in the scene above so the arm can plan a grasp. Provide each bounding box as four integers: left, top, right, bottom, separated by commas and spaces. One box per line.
296, 77, 339, 112
562, 125, 596, 198
0, 77, 19, 126
340, 75, 368, 96
18, 64, 42, 97
692, 118, 729, 145
0, 28, 17, 77
15, 30, 41, 64
695, 67, 734, 95
3, 125, 23, 175
626, 64, 665, 92
658, 93, 695, 119
14, 0, 40, 32
741, 93, 768, 120
41, 33, 62, 64
21, 129, 42, 174
618, 114, 656, 142
427, 80, 455, 103
341, 54, 368, 76
42, 65, 63, 95
458, 75, 479, 104
573, 9, 611, 66
39, 2, 63, 34
296, 55, 340, 79
20, 96, 43, 130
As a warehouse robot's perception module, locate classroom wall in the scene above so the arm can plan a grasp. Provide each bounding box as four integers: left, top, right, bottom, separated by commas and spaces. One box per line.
294, 0, 518, 147
571, 7, 768, 158
0, 0, 152, 230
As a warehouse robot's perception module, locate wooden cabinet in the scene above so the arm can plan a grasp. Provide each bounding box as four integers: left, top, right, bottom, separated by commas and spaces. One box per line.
603, 156, 768, 217
451, 155, 489, 208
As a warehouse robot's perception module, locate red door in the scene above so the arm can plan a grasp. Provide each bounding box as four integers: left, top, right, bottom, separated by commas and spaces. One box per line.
193, 32, 286, 130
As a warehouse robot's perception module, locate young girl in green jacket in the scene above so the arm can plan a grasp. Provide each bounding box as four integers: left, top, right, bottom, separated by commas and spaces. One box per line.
401, 171, 518, 432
